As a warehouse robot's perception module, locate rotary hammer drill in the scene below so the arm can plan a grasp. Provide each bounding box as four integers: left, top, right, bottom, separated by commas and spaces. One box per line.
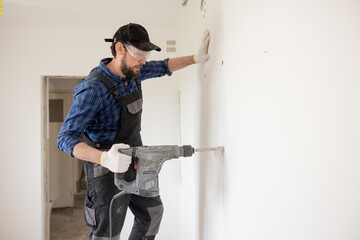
115, 145, 195, 197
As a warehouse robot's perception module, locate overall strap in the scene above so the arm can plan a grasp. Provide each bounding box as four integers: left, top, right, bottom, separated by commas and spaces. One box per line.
135, 77, 142, 91
89, 72, 122, 101
89, 72, 141, 102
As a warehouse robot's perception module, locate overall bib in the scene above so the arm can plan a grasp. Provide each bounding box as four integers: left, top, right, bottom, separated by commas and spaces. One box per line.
83, 72, 163, 240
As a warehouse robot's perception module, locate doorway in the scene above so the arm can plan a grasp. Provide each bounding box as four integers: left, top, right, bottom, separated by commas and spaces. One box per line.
41, 76, 86, 240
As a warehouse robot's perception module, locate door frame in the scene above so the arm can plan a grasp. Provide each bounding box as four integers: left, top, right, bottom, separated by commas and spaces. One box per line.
41, 76, 85, 240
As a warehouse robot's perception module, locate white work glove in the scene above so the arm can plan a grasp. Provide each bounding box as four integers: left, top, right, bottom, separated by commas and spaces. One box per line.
100, 143, 132, 173
193, 29, 211, 63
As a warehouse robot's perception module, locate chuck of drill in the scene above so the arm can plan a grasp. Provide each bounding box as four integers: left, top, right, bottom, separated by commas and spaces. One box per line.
180, 145, 195, 157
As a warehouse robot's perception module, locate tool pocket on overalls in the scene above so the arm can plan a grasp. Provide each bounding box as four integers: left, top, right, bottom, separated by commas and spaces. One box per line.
127, 98, 143, 114
93, 164, 110, 178
84, 191, 96, 227
94, 173, 119, 207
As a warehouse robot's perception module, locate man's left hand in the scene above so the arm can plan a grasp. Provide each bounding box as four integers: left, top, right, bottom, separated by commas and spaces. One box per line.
194, 29, 210, 64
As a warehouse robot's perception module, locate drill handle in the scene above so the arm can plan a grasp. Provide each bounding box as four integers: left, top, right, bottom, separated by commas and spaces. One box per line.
116, 147, 136, 182
115, 172, 125, 180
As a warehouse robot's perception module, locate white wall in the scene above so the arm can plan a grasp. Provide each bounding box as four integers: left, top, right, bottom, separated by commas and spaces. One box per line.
177, 0, 360, 239
2, 0, 360, 240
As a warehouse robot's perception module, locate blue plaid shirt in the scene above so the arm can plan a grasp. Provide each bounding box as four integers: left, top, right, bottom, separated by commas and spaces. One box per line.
58, 58, 172, 157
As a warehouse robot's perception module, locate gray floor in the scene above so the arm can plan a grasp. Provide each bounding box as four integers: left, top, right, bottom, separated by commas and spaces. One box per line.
50, 193, 90, 240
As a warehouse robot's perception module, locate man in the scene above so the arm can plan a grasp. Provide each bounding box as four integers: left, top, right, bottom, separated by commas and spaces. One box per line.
58, 23, 210, 240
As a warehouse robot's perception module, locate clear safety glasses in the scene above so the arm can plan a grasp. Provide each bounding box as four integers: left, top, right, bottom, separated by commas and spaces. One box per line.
124, 43, 151, 60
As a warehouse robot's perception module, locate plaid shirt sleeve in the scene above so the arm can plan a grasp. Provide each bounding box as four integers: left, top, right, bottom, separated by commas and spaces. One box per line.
139, 58, 172, 80
57, 80, 103, 157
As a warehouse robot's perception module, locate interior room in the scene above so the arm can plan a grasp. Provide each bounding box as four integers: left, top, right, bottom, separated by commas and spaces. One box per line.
1, 0, 360, 239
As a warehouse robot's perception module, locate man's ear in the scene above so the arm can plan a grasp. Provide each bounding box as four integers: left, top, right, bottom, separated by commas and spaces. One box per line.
115, 42, 126, 57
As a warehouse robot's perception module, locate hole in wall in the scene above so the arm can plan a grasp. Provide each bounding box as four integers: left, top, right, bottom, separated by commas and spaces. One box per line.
200, 0, 205, 11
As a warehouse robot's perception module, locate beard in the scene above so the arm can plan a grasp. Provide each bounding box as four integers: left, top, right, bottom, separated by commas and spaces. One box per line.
120, 52, 143, 78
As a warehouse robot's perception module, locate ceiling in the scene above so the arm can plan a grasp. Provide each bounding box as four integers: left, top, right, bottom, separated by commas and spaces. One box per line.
3, 0, 183, 27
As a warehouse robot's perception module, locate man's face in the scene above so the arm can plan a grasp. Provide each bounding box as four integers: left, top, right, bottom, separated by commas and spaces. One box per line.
120, 46, 147, 78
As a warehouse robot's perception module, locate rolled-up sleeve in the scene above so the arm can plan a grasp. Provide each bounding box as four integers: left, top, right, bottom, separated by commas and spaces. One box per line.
57, 81, 102, 157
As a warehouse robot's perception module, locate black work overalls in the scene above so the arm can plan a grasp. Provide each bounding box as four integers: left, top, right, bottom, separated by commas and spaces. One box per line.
83, 72, 163, 240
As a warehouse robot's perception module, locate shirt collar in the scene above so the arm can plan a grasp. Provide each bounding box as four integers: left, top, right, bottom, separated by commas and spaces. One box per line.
98, 58, 128, 82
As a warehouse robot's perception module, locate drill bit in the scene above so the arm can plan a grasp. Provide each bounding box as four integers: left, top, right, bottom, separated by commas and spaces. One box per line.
195, 146, 224, 153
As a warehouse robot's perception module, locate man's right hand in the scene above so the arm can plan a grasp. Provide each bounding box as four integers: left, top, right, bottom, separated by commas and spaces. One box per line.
100, 143, 132, 173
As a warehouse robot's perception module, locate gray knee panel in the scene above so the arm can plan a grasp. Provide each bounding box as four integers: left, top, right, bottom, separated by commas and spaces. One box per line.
146, 204, 164, 236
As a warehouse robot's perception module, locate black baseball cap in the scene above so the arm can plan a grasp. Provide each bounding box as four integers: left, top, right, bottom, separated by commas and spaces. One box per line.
105, 23, 161, 52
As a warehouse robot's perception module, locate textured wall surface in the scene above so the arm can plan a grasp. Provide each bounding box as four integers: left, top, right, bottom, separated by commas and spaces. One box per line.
177, 0, 360, 239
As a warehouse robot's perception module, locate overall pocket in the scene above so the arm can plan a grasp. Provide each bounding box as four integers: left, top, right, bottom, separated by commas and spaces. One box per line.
127, 98, 143, 114
84, 191, 96, 227
94, 172, 119, 207
93, 164, 110, 178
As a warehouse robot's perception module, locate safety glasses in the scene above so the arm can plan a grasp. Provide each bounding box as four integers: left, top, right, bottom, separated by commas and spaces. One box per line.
124, 43, 151, 60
